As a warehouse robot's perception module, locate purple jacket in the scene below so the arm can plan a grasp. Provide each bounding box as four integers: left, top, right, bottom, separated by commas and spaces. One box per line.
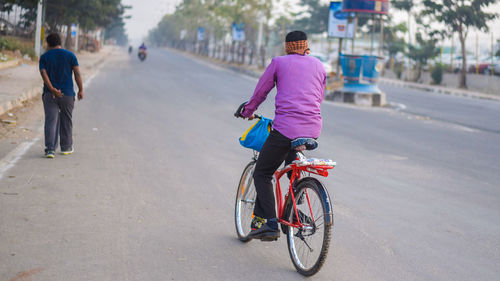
242, 54, 326, 140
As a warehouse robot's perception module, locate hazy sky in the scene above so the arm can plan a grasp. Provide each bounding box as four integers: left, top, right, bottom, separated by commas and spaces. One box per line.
123, 0, 500, 53
122, 0, 181, 45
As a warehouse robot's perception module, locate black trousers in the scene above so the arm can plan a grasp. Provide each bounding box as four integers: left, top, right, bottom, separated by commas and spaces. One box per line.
42, 93, 75, 152
253, 129, 297, 219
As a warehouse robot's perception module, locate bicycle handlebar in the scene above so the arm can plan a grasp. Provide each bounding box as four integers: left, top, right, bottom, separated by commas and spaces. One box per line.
234, 102, 247, 118
234, 101, 261, 119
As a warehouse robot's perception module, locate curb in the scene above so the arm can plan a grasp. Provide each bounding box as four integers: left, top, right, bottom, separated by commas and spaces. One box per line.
379, 77, 500, 102
0, 87, 41, 117
0, 48, 113, 117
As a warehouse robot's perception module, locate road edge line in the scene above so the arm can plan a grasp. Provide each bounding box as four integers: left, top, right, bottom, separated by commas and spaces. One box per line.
0, 136, 40, 180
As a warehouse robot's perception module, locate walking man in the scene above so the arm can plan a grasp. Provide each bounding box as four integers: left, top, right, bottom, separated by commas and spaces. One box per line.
39, 33, 83, 158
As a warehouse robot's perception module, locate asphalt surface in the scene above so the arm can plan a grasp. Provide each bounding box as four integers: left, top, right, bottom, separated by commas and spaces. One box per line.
1, 48, 499, 281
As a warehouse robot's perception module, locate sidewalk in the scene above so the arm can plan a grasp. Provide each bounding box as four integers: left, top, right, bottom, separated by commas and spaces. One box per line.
0, 46, 114, 117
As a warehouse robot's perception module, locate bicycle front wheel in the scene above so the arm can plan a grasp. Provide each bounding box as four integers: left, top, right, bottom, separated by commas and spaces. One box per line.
287, 178, 333, 276
234, 161, 257, 242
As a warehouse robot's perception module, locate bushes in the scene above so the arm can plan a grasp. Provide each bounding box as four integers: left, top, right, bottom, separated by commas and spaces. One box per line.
0, 37, 36, 60
431, 63, 444, 85
394, 61, 403, 79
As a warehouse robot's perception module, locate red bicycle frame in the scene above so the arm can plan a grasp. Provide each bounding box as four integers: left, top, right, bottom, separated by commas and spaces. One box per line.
275, 160, 335, 229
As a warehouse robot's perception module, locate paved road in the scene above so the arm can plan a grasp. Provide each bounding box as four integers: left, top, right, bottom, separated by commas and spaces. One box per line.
1, 49, 499, 280
380, 83, 500, 134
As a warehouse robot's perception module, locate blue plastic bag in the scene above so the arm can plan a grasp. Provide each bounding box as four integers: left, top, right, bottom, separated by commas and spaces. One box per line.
239, 117, 272, 151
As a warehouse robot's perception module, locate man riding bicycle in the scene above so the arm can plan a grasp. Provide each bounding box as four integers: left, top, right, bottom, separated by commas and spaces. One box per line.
239, 31, 326, 240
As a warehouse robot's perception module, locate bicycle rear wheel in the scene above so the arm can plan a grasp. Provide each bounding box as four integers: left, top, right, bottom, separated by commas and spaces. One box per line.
234, 161, 257, 242
287, 178, 333, 276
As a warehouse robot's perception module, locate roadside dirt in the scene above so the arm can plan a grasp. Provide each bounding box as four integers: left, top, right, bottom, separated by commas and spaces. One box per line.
0, 96, 44, 158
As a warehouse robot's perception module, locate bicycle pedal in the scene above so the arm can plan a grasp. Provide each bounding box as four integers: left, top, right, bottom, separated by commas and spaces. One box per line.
260, 236, 279, 242
259, 233, 280, 242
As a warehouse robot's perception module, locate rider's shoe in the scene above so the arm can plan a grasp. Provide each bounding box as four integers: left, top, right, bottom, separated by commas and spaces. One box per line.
249, 216, 280, 241
250, 216, 266, 230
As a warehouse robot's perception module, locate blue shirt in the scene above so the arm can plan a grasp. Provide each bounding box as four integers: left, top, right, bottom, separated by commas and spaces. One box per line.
39, 48, 79, 96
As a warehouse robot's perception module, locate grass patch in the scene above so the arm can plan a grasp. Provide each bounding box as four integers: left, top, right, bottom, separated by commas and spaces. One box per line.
0, 36, 36, 60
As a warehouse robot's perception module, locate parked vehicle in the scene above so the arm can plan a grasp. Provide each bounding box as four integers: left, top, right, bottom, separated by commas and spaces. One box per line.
468, 63, 491, 74
486, 63, 500, 75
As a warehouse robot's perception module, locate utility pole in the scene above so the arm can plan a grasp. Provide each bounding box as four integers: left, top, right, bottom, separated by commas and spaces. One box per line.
34, 0, 43, 57
370, 14, 375, 55
450, 35, 454, 73
475, 33, 478, 75
256, 0, 265, 65
351, 13, 357, 54
406, 10, 411, 79
75, 24, 79, 52
256, 12, 263, 51
491, 33, 494, 76
378, 14, 383, 57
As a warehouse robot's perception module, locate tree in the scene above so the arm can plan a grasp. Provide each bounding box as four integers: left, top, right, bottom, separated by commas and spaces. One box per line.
407, 33, 439, 81
148, 0, 273, 56
382, 21, 406, 72
392, 0, 414, 79
1, 0, 127, 46
292, 0, 329, 34
0, 0, 37, 29
105, 15, 128, 46
392, 1, 413, 45
421, 0, 498, 89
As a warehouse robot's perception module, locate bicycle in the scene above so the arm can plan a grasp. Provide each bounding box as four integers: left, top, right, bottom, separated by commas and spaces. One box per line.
234, 105, 336, 276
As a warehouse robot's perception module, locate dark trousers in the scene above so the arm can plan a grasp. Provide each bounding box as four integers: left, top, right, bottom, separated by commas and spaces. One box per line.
253, 129, 297, 219
42, 93, 75, 152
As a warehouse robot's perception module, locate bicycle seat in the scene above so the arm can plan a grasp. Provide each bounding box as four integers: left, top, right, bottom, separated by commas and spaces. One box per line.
291, 138, 318, 150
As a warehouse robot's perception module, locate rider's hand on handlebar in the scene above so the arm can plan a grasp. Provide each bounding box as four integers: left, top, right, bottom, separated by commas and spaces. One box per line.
247, 114, 256, 120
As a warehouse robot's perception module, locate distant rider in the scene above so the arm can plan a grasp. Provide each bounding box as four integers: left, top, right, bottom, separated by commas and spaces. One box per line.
138, 43, 148, 61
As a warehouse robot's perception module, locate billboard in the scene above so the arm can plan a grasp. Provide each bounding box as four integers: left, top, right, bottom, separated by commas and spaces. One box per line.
197, 27, 205, 41
342, 0, 390, 14
232, 22, 245, 41
328, 1, 354, 38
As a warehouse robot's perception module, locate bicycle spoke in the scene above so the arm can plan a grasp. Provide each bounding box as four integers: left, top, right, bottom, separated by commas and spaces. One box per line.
297, 231, 314, 252
235, 163, 257, 241
287, 182, 332, 275
315, 222, 324, 228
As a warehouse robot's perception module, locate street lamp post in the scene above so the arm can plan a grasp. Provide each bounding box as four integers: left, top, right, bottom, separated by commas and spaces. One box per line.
34, 0, 44, 57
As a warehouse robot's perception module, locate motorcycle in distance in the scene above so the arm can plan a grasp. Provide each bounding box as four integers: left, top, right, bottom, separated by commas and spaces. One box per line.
128, 46, 133, 54
138, 49, 147, 62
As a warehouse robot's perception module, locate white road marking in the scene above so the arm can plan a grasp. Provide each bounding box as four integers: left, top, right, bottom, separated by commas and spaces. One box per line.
451, 124, 477, 133
0, 136, 40, 180
388, 102, 407, 111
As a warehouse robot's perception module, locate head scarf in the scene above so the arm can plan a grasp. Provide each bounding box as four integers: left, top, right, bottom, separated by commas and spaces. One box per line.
285, 40, 310, 55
